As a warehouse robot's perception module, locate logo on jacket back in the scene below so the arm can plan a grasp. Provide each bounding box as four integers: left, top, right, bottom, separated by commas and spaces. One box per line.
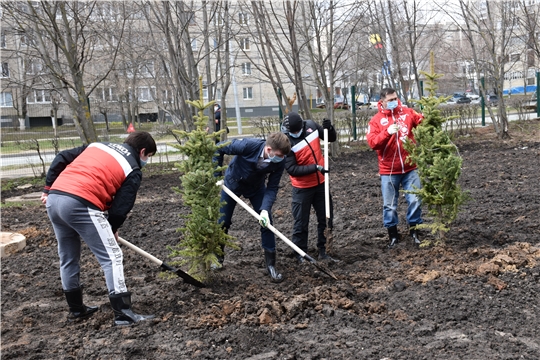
107, 143, 131, 157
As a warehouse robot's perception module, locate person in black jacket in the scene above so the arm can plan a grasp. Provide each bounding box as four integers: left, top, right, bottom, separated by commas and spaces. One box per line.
41, 131, 157, 326
281, 112, 337, 263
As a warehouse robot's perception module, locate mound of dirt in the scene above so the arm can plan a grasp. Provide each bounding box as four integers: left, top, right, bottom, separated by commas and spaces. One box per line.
2, 123, 540, 359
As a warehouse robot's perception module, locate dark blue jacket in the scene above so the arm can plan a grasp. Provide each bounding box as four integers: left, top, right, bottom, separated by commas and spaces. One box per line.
214, 138, 285, 211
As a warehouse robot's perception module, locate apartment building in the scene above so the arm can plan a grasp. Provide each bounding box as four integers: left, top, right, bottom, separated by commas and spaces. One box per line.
0, 1, 297, 130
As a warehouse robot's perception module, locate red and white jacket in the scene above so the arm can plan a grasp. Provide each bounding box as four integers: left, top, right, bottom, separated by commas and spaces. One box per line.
366, 100, 423, 175
44, 142, 143, 232
285, 119, 337, 188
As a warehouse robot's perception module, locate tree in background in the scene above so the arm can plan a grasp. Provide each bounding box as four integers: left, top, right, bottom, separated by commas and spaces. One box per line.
4, 1, 126, 145
404, 56, 468, 244
169, 78, 236, 281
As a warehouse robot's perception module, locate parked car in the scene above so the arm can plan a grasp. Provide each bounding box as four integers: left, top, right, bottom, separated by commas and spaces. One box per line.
333, 102, 350, 110
452, 93, 465, 102
487, 95, 498, 107
356, 101, 373, 110
456, 96, 472, 104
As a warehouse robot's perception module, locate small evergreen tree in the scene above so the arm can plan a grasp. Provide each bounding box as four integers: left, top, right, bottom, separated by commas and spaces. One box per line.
404, 55, 468, 244
169, 78, 236, 281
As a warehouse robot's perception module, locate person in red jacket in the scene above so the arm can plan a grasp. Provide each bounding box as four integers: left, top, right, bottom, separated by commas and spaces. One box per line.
366, 88, 424, 248
282, 112, 337, 263
41, 131, 157, 325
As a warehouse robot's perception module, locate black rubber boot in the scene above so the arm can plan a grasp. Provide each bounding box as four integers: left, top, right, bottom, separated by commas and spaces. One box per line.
64, 287, 98, 321
264, 250, 284, 283
109, 292, 155, 326
410, 226, 421, 246
387, 226, 400, 249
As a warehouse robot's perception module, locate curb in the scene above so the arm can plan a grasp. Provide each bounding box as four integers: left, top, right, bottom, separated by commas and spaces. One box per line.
1, 232, 26, 257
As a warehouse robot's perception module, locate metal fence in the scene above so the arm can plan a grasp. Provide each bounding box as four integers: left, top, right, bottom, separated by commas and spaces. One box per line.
1, 105, 486, 179
0, 121, 160, 178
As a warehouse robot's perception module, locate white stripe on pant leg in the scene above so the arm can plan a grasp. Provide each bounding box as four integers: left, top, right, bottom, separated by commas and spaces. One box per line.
89, 208, 128, 294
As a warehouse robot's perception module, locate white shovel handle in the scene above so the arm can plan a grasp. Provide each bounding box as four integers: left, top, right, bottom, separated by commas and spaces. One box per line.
117, 236, 163, 267
324, 128, 330, 219
216, 180, 309, 258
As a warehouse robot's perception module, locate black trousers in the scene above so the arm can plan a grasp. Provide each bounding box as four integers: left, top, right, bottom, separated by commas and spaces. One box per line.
291, 183, 333, 253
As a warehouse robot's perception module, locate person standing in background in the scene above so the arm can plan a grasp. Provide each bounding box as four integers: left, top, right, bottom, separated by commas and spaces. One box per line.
366, 88, 424, 249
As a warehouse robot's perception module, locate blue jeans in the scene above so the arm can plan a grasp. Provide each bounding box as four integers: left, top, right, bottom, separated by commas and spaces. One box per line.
219, 186, 276, 252
380, 170, 423, 228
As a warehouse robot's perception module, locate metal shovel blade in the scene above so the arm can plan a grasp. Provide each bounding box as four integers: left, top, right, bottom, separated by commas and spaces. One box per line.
118, 237, 205, 288
217, 181, 338, 280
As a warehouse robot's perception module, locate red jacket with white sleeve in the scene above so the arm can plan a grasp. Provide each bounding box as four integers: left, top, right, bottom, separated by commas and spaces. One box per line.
366, 100, 423, 175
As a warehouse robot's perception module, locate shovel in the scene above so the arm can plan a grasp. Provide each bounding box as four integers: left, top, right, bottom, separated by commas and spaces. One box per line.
323, 128, 334, 253
216, 180, 338, 280
117, 236, 205, 288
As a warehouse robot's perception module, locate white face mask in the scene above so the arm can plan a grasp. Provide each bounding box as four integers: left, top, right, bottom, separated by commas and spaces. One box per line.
140, 158, 147, 167
289, 129, 303, 138
387, 100, 398, 110
269, 150, 284, 163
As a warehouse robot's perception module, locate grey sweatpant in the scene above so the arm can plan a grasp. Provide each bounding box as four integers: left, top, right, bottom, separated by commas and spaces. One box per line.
46, 193, 128, 294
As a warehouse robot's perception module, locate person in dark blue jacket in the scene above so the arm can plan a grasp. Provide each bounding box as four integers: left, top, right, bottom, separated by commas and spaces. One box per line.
214, 132, 291, 282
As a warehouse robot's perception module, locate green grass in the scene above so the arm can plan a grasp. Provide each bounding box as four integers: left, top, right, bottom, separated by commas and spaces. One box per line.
1, 177, 44, 191
0, 201, 42, 208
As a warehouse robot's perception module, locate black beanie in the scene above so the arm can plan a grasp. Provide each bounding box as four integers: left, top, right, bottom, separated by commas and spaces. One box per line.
285, 112, 303, 133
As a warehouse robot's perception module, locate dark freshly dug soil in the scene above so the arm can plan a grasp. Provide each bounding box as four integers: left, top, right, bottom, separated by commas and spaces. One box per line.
2, 122, 540, 359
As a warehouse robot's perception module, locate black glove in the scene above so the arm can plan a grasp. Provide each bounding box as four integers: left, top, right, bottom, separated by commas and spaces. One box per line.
316, 165, 329, 174
322, 118, 332, 129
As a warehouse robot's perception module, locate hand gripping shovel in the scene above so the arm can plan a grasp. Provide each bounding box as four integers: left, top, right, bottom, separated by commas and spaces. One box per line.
216, 180, 338, 280
117, 237, 205, 288
323, 128, 334, 253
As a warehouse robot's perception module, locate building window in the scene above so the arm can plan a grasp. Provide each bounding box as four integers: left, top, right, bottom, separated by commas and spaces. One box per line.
202, 81, 208, 99
140, 61, 154, 77
27, 89, 51, 104
191, 38, 197, 51
100, 87, 118, 102
26, 59, 43, 75
243, 87, 253, 100
1, 62, 9, 78
241, 38, 250, 51
138, 86, 156, 102
239, 13, 249, 25
215, 13, 224, 26
188, 12, 196, 25
510, 53, 520, 62
242, 62, 252, 75
159, 63, 171, 78
161, 89, 174, 103
216, 88, 222, 100
1, 31, 5, 48
0, 92, 13, 107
